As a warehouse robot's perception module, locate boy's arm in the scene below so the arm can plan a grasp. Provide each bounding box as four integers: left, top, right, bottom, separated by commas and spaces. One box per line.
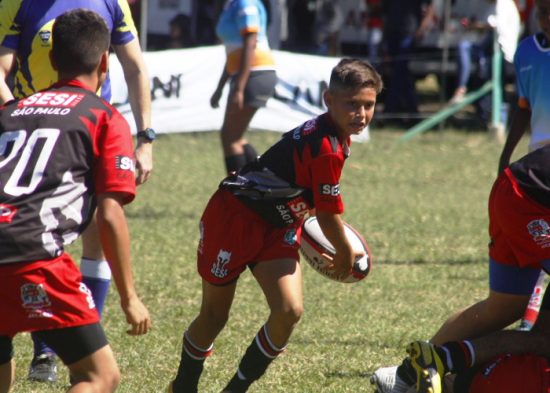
96, 192, 151, 335
497, 106, 530, 174
316, 210, 363, 279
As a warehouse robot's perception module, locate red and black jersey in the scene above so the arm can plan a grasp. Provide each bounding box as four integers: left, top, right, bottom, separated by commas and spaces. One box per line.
221, 113, 349, 227
509, 144, 550, 209
0, 79, 135, 265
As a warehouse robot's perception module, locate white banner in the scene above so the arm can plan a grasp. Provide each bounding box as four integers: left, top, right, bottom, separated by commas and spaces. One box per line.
109, 46, 370, 141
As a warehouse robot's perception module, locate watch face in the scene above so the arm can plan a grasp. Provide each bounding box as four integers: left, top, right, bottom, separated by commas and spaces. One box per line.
139, 128, 156, 140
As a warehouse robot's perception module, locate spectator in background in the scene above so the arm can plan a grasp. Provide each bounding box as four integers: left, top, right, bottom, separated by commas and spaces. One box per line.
313, 0, 344, 56
448, 0, 497, 105
193, 0, 222, 46
365, 0, 384, 64
382, 0, 435, 117
210, 0, 277, 174
168, 13, 194, 48
282, 0, 316, 52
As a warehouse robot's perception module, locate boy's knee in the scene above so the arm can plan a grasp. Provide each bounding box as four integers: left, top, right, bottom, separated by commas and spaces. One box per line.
277, 303, 304, 326
201, 308, 230, 332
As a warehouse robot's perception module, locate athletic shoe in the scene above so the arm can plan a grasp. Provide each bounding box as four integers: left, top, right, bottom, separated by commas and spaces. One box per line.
27, 353, 58, 383
407, 341, 445, 393
370, 365, 411, 393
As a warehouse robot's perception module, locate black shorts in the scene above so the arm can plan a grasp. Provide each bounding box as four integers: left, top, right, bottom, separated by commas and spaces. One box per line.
230, 70, 277, 108
0, 323, 108, 365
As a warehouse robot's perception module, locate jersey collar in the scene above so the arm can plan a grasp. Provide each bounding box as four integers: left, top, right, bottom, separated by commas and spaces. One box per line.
51, 79, 96, 93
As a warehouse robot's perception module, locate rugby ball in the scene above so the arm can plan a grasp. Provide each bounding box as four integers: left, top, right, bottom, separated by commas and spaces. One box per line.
300, 216, 372, 283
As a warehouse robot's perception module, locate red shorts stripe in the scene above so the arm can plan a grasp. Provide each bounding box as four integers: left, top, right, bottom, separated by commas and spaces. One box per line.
197, 190, 301, 285
0, 254, 99, 337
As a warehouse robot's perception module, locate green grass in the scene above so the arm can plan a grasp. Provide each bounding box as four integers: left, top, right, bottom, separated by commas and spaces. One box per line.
11, 128, 528, 392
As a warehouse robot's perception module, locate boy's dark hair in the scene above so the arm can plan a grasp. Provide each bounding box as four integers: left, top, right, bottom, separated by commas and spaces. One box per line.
52, 9, 110, 75
329, 58, 383, 94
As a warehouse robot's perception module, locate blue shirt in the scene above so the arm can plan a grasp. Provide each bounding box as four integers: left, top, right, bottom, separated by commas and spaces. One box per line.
514, 33, 550, 151
216, 0, 275, 75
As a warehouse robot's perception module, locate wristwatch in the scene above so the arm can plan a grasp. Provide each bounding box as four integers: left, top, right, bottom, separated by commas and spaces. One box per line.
137, 128, 156, 142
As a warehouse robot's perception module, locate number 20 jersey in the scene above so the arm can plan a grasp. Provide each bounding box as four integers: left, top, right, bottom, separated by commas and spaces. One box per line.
0, 79, 136, 265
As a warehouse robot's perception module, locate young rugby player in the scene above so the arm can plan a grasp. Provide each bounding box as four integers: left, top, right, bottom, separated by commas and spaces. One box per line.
0, 9, 151, 392
168, 58, 383, 392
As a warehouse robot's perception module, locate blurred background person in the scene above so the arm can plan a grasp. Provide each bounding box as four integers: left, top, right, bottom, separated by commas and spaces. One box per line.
168, 13, 194, 49
210, 0, 277, 174
381, 0, 435, 118
365, 0, 384, 64
313, 0, 344, 56
448, 0, 497, 105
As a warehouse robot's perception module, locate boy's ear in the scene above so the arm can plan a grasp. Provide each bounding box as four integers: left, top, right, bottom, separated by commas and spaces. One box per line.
99, 51, 109, 73
323, 89, 332, 108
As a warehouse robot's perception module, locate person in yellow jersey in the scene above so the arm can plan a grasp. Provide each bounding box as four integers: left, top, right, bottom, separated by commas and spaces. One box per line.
0, 0, 154, 383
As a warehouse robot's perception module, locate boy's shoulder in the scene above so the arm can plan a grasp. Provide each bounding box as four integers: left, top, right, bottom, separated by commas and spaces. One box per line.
287, 114, 344, 157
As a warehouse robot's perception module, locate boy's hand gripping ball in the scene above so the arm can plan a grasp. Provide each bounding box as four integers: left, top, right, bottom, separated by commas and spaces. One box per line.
300, 216, 372, 283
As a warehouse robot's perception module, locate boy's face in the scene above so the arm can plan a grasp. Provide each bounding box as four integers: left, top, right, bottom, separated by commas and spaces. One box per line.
323, 86, 377, 139
537, 0, 550, 38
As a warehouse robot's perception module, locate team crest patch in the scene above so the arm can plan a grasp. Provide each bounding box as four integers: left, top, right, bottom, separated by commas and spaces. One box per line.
38, 30, 51, 45
527, 219, 550, 247
284, 229, 297, 245
21, 283, 53, 319
211, 249, 232, 279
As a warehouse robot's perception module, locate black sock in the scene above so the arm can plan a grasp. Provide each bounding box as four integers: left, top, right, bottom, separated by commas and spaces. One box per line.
439, 341, 474, 373
224, 154, 247, 174
242, 144, 259, 163
223, 325, 285, 392
172, 332, 213, 393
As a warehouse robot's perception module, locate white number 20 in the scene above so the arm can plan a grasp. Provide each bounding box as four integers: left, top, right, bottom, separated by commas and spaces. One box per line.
0, 128, 60, 196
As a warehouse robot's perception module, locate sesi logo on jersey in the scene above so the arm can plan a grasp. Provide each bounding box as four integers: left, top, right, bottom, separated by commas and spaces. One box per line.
18, 92, 84, 108
115, 156, 135, 172
320, 183, 340, 196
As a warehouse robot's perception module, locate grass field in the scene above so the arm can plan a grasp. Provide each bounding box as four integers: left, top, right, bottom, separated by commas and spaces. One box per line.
11, 127, 529, 392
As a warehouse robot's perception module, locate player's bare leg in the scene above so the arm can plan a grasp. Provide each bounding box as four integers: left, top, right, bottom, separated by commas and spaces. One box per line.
66, 345, 119, 393
170, 279, 237, 393
253, 258, 304, 347
222, 258, 304, 392
220, 103, 258, 173
430, 290, 531, 345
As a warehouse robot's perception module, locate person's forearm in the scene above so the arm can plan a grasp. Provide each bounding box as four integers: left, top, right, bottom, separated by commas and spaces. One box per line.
498, 107, 530, 172
96, 195, 138, 305
316, 210, 353, 256
126, 64, 151, 131
114, 40, 151, 131
217, 66, 230, 90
